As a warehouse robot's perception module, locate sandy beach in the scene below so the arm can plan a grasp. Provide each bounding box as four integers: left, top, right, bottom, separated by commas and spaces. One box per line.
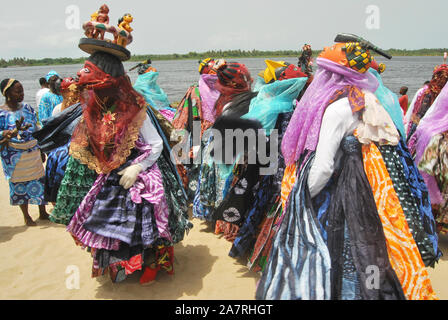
0, 169, 447, 300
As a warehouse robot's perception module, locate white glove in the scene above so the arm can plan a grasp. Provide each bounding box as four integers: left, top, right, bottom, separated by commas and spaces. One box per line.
118, 164, 143, 190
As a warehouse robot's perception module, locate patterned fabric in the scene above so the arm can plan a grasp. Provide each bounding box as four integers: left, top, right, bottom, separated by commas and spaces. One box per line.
81, 150, 160, 247
70, 74, 148, 175
0, 103, 46, 205
325, 136, 405, 300
229, 175, 272, 258
340, 225, 362, 300
44, 143, 70, 203
327, 85, 365, 114
255, 154, 332, 300
394, 139, 440, 264
9, 177, 45, 206
280, 163, 298, 210
419, 132, 448, 234
242, 111, 292, 265
281, 58, 378, 166
51, 156, 97, 225
156, 147, 192, 244
379, 144, 439, 267
362, 142, 437, 300
38, 92, 62, 123
213, 162, 260, 227
92, 244, 148, 282
0, 104, 42, 179
67, 173, 121, 251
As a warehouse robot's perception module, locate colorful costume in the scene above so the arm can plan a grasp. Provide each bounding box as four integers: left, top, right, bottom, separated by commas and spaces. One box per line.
415, 82, 448, 233
172, 58, 222, 200
406, 64, 448, 156
256, 36, 439, 300
65, 49, 190, 283
39, 8, 192, 283
41, 78, 80, 203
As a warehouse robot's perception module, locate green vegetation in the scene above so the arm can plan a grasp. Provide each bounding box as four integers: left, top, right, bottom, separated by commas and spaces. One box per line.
1, 48, 447, 68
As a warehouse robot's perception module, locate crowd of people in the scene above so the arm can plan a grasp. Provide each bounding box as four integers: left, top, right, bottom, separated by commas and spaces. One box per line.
1, 6, 448, 300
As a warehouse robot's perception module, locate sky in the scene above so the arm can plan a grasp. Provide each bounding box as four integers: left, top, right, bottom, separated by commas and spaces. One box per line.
1, 0, 447, 60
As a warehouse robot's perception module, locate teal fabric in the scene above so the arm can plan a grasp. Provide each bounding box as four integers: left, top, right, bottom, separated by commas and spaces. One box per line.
369, 69, 406, 138
133, 71, 172, 111
242, 77, 307, 136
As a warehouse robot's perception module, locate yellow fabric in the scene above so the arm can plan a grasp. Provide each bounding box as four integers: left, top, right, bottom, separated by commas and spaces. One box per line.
263, 60, 286, 84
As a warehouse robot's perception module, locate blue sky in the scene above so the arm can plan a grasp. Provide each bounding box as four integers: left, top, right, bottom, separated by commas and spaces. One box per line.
1, 0, 447, 59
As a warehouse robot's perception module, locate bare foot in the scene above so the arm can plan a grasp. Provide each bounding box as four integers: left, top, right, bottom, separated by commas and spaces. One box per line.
24, 217, 37, 227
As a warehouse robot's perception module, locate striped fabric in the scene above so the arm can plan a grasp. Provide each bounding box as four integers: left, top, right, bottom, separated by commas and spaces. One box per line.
10, 148, 44, 183
67, 174, 121, 251
362, 142, 437, 300
256, 155, 331, 300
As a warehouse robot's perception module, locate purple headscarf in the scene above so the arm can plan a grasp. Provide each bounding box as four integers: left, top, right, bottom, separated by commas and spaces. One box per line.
281, 58, 379, 165
415, 82, 448, 204
198, 74, 220, 123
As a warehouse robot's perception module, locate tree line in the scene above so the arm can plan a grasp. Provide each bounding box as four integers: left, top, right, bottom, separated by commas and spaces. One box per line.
1, 48, 447, 68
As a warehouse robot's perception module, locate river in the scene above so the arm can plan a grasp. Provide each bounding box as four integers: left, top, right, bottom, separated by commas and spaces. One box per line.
0, 56, 444, 107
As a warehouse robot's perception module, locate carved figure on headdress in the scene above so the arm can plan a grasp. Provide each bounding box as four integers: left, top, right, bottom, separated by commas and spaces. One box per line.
92, 4, 110, 40
116, 13, 134, 47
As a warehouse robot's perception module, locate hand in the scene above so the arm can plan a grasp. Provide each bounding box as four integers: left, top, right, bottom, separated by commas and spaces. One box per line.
3, 129, 18, 140
118, 164, 143, 190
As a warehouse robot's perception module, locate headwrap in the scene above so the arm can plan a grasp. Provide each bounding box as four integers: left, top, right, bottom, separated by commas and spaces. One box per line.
1, 78, 18, 97
214, 62, 253, 117
70, 57, 147, 174
46, 71, 59, 82
281, 57, 379, 165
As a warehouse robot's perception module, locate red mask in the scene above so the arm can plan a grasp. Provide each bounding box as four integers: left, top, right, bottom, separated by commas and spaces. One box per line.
77, 61, 117, 90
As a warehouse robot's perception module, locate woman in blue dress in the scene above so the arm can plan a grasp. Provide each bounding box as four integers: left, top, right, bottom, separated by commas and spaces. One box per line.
0, 78, 49, 226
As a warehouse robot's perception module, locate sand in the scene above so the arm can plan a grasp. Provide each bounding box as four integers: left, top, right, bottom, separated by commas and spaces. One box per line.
0, 171, 447, 300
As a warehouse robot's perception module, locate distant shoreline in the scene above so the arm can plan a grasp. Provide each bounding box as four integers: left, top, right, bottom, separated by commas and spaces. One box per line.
2, 48, 447, 68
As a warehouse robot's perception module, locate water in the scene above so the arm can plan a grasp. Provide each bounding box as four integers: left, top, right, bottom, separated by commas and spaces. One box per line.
0, 56, 444, 107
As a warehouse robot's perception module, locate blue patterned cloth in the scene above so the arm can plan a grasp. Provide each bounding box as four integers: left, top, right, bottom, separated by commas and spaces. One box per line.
395, 138, 442, 265
9, 177, 45, 205
44, 143, 70, 203
38, 92, 62, 123
256, 154, 332, 300
0, 103, 45, 205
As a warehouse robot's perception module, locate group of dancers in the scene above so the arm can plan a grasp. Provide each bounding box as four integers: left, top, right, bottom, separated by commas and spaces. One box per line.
1, 4, 448, 300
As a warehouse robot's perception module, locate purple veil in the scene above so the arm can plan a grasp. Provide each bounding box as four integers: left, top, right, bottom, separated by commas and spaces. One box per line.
281, 58, 379, 165
415, 82, 448, 204
198, 74, 220, 124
